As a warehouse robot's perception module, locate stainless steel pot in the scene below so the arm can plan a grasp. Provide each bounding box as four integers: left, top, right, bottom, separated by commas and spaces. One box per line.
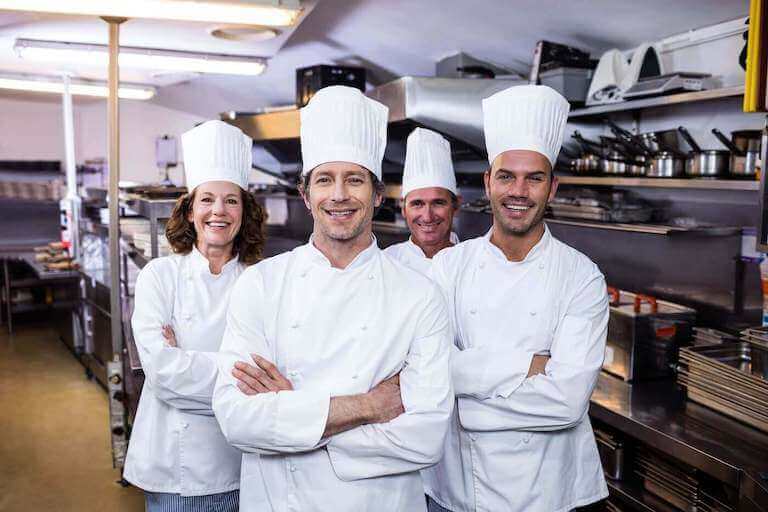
601, 157, 627, 175
678, 126, 730, 177
712, 128, 760, 177
571, 153, 601, 174
648, 151, 685, 177
639, 130, 681, 154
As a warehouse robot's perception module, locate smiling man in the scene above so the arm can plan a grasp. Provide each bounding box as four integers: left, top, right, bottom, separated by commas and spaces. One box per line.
384, 128, 460, 274
423, 85, 609, 512
212, 86, 453, 512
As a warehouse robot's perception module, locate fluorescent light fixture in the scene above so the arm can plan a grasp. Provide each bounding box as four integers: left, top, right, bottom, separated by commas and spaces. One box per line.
15, 39, 267, 76
0, 74, 156, 100
0, 0, 301, 27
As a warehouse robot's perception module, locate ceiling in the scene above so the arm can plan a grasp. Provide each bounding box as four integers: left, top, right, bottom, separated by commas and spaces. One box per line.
0, 0, 750, 115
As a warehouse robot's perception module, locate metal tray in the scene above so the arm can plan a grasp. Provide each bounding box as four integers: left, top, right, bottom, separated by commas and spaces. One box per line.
680, 343, 768, 386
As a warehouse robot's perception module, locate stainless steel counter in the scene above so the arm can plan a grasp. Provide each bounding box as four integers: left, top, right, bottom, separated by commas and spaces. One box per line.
590, 372, 768, 510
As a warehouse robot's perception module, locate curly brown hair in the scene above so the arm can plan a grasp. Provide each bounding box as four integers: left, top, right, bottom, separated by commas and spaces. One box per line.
165, 188, 267, 265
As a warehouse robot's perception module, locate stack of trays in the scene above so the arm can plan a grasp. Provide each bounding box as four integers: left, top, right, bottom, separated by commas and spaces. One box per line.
678, 342, 768, 434
635, 448, 734, 512
693, 327, 739, 346
740, 326, 768, 349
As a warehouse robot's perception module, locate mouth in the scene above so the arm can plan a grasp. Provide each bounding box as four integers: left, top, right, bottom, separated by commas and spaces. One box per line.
323, 208, 357, 220
501, 202, 534, 218
204, 220, 231, 230
414, 220, 442, 233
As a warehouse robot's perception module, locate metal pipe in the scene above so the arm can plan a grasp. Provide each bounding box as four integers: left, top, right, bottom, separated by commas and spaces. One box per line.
61, 73, 81, 261
104, 17, 126, 359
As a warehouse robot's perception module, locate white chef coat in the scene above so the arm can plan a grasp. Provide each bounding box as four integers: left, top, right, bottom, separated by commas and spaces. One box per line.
423, 226, 609, 512
383, 232, 460, 275
125, 247, 244, 496
213, 237, 453, 512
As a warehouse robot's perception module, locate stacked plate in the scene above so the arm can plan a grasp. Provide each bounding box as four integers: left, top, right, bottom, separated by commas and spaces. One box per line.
740, 326, 768, 349
678, 342, 768, 434
635, 448, 734, 512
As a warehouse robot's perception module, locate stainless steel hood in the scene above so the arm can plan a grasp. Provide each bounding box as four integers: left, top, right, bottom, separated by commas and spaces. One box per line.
221, 76, 523, 169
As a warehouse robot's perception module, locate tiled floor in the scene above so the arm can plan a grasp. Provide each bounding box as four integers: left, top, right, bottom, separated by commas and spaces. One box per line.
0, 324, 144, 511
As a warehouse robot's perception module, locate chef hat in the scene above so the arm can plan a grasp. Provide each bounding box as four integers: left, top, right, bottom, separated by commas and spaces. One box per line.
300, 85, 389, 179
482, 85, 570, 168
182, 120, 252, 191
402, 128, 457, 198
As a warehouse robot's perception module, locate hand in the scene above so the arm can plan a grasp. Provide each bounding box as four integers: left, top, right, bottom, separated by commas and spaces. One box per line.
162, 325, 177, 347
365, 373, 404, 424
527, 354, 550, 378
232, 354, 294, 395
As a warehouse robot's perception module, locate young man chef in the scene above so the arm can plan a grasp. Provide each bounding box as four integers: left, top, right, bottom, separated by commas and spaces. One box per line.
423, 85, 609, 512
384, 127, 460, 273
212, 85, 453, 512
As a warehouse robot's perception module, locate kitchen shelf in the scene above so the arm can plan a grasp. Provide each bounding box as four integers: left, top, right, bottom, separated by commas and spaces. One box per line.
569, 85, 745, 120
10, 300, 79, 314
547, 217, 740, 236
556, 175, 760, 191
606, 479, 681, 512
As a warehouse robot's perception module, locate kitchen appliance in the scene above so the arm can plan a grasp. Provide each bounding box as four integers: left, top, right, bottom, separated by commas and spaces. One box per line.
586, 49, 628, 106
529, 40, 593, 84
295, 65, 366, 107
539, 67, 593, 105
604, 288, 695, 382
594, 427, 625, 481
623, 72, 712, 99
678, 126, 730, 177
712, 128, 761, 177
619, 43, 664, 93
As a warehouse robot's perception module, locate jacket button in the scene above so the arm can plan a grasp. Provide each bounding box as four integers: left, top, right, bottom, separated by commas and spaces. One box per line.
469, 308, 477, 315
530, 311, 537, 316
469, 434, 477, 441
300, 271, 308, 278
291, 322, 299, 329
538, 263, 545, 270
183, 423, 189, 429
479, 262, 485, 269
368, 274, 375, 280
351, 374, 358, 380
288, 370, 299, 377
361, 325, 367, 331
290, 465, 297, 472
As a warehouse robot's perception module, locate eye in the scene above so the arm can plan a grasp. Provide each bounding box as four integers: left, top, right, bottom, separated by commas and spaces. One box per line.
315, 176, 331, 184
348, 176, 364, 184
528, 175, 545, 182
201, 197, 213, 203
226, 198, 239, 205
497, 174, 512, 181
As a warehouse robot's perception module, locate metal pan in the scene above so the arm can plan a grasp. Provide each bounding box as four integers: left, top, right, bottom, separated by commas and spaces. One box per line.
679, 126, 730, 177
712, 128, 759, 178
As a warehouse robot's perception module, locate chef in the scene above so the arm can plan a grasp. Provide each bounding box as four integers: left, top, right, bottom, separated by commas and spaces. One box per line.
213, 85, 453, 512
423, 85, 609, 512
125, 120, 267, 511
384, 127, 460, 274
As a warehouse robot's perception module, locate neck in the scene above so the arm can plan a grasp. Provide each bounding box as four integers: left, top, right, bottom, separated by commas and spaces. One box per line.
195, 242, 234, 274
312, 226, 374, 269
415, 236, 454, 259
489, 222, 545, 262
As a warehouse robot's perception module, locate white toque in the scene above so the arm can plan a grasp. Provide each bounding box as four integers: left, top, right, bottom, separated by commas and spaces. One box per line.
482, 84, 570, 169
182, 120, 252, 191
401, 128, 457, 198
300, 85, 389, 179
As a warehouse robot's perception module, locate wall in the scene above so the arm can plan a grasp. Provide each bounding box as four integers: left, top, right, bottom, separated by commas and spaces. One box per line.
0, 94, 206, 184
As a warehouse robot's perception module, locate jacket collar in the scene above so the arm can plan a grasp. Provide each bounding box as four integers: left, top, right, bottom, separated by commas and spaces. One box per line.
483, 224, 551, 264
405, 231, 460, 258
189, 245, 240, 276
305, 234, 379, 270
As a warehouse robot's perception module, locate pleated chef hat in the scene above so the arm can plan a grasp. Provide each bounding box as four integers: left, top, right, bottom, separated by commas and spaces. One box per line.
300, 85, 388, 179
182, 120, 252, 191
482, 85, 570, 168
402, 128, 457, 198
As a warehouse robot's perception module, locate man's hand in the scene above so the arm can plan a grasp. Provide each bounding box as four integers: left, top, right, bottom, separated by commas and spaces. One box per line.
162, 325, 177, 347
364, 373, 405, 424
527, 354, 550, 378
232, 354, 294, 395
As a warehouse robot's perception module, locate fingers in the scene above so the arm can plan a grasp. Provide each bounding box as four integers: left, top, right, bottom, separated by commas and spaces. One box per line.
252, 355, 293, 391
234, 361, 280, 392
162, 325, 177, 347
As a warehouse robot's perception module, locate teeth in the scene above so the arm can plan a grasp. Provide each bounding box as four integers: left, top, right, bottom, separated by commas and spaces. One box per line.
328, 210, 353, 216
207, 222, 228, 227
504, 205, 530, 211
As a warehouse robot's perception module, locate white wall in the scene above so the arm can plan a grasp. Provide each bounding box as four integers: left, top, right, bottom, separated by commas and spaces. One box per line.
0, 94, 205, 184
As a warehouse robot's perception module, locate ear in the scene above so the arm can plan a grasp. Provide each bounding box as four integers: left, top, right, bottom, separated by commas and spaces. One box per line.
547, 175, 559, 204
374, 191, 384, 208
186, 198, 194, 223
453, 194, 463, 213
483, 169, 491, 198
299, 184, 311, 211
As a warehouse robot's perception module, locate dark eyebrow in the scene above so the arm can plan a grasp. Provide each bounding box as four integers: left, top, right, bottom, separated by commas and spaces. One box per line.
496, 168, 548, 176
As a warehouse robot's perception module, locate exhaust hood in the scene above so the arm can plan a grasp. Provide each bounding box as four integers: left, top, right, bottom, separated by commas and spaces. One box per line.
222, 76, 523, 172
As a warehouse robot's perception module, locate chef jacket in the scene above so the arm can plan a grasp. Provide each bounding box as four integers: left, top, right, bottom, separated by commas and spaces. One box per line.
423, 226, 609, 512
383, 232, 460, 276
213, 237, 453, 512
124, 247, 244, 496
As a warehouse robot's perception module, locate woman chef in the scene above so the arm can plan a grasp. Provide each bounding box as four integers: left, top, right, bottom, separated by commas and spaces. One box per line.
124, 120, 266, 511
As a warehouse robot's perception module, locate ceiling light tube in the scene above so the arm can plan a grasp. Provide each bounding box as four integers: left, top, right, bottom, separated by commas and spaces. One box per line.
0, 0, 301, 27
14, 39, 267, 76
0, 74, 156, 100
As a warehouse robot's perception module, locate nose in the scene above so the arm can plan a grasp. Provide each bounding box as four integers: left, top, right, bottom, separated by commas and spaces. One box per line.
508, 177, 529, 198
423, 205, 436, 223
330, 179, 350, 202
212, 197, 227, 215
